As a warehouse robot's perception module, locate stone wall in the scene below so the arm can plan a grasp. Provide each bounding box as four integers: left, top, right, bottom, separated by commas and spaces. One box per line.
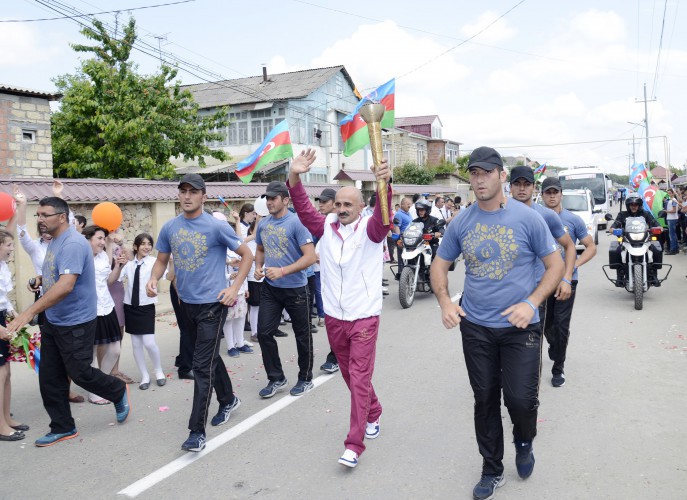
0, 93, 54, 178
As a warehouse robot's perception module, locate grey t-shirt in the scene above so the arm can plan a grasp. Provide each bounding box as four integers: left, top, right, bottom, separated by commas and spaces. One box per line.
157, 212, 242, 304
438, 201, 557, 328
256, 211, 313, 288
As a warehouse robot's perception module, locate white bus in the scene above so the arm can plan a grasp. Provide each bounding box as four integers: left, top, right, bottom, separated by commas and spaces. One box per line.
557, 167, 612, 229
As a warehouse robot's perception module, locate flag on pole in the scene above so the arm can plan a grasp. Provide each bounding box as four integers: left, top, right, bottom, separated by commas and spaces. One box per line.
629, 163, 653, 190
339, 78, 395, 157
533, 163, 547, 182
235, 120, 293, 184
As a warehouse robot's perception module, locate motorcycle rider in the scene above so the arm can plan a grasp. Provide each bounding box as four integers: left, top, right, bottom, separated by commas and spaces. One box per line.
412, 199, 444, 267
609, 193, 663, 286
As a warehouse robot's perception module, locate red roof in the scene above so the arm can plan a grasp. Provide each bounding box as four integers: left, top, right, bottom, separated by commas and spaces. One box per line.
334, 170, 376, 182
395, 115, 439, 127
0, 178, 337, 202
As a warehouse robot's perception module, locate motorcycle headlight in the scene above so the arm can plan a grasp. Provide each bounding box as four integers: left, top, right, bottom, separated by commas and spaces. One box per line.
628, 232, 646, 241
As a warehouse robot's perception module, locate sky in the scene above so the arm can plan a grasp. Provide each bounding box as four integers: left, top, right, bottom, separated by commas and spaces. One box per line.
2, 0, 686, 176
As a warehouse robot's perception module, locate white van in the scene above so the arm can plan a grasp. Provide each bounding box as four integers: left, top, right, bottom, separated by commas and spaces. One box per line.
562, 188, 601, 251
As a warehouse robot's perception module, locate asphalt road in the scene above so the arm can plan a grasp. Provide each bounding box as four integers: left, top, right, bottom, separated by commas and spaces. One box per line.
5, 228, 687, 500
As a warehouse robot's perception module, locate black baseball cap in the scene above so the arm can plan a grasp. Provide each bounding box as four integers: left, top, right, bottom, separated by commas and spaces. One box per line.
510, 166, 535, 184
315, 188, 336, 202
541, 177, 563, 192
263, 181, 289, 198
178, 173, 205, 190
468, 146, 503, 171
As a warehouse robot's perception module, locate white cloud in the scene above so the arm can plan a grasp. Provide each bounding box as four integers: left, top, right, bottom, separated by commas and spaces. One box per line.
311, 20, 470, 100
460, 10, 517, 45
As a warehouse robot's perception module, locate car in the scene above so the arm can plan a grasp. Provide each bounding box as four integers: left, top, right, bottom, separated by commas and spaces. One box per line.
561, 188, 601, 250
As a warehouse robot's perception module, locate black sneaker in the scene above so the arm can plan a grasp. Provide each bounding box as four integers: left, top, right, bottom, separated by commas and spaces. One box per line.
181, 431, 206, 452
290, 380, 314, 396
473, 473, 505, 500
514, 439, 535, 478
552, 372, 565, 387
259, 378, 287, 398
210, 396, 241, 426
309, 324, 318, 334
274, 329, 288, 337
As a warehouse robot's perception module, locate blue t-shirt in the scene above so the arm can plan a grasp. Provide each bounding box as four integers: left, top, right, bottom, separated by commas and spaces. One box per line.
532, 203, 566, 282
557, 208, 588, 281
437, 200, 557, 328
42, 227, 97, 326
157, 212, 242, 304
393, 209, 413, 233
256, 210, 313, 288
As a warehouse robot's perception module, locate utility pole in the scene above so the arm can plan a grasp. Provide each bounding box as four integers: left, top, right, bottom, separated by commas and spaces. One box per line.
635, 83, 655, 168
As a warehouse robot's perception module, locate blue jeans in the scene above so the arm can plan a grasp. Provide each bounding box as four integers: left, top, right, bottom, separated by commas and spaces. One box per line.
314, 272, 324, 318
668, 219, 679, 252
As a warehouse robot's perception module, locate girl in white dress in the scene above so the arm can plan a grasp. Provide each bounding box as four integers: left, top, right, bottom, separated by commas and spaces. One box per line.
0, 228, 28, 441
82, 225, 125, 405
120, 233, 165, 390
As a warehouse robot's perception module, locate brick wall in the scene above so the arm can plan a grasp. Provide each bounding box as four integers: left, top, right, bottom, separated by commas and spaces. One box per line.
0, 93, 54, 178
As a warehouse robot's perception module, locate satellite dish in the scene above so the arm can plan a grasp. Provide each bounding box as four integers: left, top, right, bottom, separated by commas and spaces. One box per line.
254, 196, 269, 216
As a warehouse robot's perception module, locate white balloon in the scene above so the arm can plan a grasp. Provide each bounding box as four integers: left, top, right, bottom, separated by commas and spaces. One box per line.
254, 196, 269, 216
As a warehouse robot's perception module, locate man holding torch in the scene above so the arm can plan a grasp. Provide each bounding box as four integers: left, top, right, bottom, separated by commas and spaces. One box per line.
287, 147, 392, 469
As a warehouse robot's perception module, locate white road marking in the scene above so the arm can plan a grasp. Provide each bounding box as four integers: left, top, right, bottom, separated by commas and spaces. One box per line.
118, 373, 335, 498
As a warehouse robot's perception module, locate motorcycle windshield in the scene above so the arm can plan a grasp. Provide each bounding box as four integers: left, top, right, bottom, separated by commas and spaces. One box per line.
625, 216, 648, 234
403, 222, 425, 247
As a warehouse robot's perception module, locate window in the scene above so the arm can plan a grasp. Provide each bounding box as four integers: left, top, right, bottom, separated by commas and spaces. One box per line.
22, 129, 36, 143
383, 143, 396, 166
416, 144, 426, 165
446, 144, 458, 164
335, 74, 344, 98
431, 125, 442, 139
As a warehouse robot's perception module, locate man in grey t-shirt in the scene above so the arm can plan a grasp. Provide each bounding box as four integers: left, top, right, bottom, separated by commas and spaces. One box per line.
254, 181, 316, 399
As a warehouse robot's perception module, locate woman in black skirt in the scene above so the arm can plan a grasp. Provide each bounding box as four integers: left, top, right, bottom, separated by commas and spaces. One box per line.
82, 225, 126, 404
120, 233, 165, 390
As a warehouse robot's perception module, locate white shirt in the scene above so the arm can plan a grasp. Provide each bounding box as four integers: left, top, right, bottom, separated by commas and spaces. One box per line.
94, 251, 115, 316
666, 198, 679, 220
17, 224, 49, 275
119, 255, 160, 306
0, 261, 14, 313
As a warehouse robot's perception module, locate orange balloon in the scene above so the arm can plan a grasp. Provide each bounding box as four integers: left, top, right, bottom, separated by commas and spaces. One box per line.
0, 192, 16, 221
92, 202, 123, 231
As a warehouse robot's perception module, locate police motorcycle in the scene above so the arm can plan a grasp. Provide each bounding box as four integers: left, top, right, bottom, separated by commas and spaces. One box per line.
601, 213, 671, 310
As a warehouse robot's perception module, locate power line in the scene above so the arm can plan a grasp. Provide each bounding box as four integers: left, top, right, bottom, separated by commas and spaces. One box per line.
0, 0, 195, 22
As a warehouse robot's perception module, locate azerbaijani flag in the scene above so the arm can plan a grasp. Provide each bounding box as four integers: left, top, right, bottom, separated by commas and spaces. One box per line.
533, 163, 547, 182
340, 78, 395, 157
629, 163, 653, 190
637, 182, 668, 224
235, 120, 293, 183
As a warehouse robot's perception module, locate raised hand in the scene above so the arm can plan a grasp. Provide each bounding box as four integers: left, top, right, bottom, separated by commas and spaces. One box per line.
52, 179, 64, 199
290, 148, 317, 176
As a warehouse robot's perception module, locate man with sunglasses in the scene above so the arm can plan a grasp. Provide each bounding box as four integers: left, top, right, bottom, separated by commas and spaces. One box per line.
609, 193, 663, 286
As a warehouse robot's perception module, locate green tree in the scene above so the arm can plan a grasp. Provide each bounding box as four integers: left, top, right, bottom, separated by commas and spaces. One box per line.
392, 162, 435, 184
52, 18, 228, 179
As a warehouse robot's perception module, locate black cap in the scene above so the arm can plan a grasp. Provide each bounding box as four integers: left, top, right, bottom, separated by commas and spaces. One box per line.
510, 166, 535, 184
263, 181, 289, 198
315, 188, 336, 202
541, 177, 563, 191
468, 146, 503, 171
178, 173, 205, 190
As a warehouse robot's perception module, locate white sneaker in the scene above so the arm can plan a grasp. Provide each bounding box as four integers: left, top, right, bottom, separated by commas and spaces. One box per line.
244, 340, 254, 347
338, 449, 358, 468
365, 417, 380, 439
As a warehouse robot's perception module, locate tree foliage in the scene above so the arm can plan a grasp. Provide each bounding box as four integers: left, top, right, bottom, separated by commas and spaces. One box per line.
392, 162, 436, 185
52, 18, 228, 179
